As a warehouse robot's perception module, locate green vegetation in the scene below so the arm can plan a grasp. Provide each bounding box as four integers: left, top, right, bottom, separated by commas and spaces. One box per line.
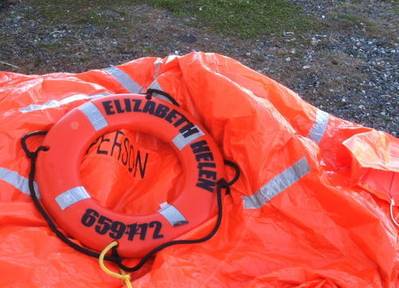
32, 0, 317, 38
33, 0, 131, 28
394, 2, 399, 15
336, 13, 366, 26
335, 13, 378, 30
144, 0, 317, 38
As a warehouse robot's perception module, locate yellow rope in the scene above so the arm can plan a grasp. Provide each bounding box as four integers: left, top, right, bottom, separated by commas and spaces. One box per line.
99, 241, 133, 288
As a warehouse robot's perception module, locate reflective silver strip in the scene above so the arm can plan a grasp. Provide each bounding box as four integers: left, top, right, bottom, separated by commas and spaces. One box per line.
103, 66, 142, 93
78, 101, 108, 131
172, 128, 204, 150
243, 158, 310, 209
55, 186, 90, 210
149, 79, 162, 91
19, 92, 110, 113
153, 58, 162, 78
0, 167, 40, 198
308, 110, 329, 143
148, 79, 173, 104
159, 202, 188, 226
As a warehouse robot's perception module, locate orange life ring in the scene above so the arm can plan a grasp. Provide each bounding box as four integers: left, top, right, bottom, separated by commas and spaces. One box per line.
36, 93, 225, 258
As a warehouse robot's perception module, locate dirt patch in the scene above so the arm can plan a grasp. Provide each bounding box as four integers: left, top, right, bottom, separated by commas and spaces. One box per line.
0, 0, 398, 135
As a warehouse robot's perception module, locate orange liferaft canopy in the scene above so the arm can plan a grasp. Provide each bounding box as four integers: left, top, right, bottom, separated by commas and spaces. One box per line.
0, 52, 398, 287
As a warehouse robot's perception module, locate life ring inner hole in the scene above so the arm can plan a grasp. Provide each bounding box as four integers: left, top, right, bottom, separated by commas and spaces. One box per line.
80, 128, 184, 216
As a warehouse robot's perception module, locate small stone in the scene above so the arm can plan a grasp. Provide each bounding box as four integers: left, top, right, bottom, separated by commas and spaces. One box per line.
285, 57, 291, 62
311, 37, 320, 46
283, 31, 295, 36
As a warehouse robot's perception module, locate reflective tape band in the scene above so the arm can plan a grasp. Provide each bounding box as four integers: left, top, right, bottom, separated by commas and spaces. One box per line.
173, 128, 204, 150
243, 158, 310, 209
149, 79, 162, 91
158, 202, 188, 226
308, 110, 329, 143
103, 66, 142, 93
19, 92, 110, 113
0, 167, 40, 198
78, 101, 108, 131
153, 58, 162, 78
148, 79, 173, 104
55, 186, 90, 210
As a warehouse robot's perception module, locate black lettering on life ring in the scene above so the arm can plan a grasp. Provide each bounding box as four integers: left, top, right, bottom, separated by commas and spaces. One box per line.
81, 208, 164, 241
190, 140, 218, 192
87, 130, 149, 179
100, 98, 222, 191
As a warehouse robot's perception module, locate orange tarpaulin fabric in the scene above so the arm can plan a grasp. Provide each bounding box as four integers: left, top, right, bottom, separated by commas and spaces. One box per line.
0, 52, 398, 287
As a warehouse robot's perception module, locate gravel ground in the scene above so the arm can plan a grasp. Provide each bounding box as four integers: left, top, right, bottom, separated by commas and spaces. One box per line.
0, 0, 398, 135
287, 0, 399, 135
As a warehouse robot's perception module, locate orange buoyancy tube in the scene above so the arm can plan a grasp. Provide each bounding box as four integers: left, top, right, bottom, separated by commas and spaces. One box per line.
36, 93, 225, 258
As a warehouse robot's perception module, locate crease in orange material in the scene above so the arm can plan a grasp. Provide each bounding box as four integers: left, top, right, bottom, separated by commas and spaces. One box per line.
0, 52, 398, 288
